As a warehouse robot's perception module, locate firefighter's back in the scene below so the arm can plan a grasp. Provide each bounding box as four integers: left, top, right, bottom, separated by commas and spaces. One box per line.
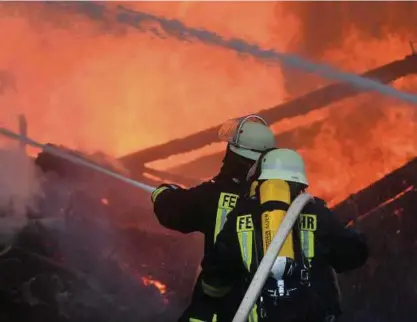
203, 149, 368, 322
248, 196, 367, 322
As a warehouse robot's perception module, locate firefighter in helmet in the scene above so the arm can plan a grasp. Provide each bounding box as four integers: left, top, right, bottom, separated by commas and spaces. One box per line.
200, 148, 368, 321
151, 115, 276, 321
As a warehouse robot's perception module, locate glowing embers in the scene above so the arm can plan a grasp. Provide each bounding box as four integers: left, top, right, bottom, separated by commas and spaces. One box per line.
119, 262, 169, 300
141, 275, 167, 295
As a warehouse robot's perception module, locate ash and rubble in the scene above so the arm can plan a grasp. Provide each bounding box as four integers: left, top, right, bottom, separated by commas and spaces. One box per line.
0, 146, 198, 322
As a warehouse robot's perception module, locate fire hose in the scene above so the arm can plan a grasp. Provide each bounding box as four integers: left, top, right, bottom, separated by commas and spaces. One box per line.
0, 127, 156, 193
232, 192, 313, 322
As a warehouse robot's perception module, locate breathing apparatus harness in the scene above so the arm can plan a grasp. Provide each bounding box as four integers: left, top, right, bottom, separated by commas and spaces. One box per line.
247, 149, 312, 318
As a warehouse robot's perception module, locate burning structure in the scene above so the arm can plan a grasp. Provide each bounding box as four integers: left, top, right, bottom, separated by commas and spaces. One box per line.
1, 49, 416, 320
1, 2, 417, 322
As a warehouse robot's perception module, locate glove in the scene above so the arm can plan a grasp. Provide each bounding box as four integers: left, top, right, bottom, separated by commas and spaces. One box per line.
151, 184, 180, 203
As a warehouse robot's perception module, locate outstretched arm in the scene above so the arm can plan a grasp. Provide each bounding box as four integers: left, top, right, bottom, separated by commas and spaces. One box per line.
152, 183, 212, 233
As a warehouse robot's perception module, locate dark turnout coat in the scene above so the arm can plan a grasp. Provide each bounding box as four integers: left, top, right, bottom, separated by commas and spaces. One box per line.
153, 165, 250, 321
200, 196, 369, 322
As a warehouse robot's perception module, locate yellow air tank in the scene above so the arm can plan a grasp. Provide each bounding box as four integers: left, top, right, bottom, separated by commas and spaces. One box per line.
259, 179, 295, 259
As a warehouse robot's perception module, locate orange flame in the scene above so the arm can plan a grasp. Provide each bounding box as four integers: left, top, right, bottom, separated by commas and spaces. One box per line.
118, 262, 168, 298
141, 276, 167, 295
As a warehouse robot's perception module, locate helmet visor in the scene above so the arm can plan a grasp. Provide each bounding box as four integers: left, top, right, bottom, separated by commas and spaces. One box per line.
218, 114, 268, 146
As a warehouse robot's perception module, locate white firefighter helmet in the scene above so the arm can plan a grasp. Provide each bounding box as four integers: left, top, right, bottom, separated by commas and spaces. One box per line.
258, 148, 309, 186
218, 114, 276, 161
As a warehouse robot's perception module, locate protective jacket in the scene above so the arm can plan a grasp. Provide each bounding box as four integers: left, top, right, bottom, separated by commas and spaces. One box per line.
200, 181, 368, 322
152, 149, 253, 321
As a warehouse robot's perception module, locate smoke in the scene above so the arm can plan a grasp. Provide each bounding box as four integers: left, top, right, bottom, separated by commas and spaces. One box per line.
0, 148, 43, 244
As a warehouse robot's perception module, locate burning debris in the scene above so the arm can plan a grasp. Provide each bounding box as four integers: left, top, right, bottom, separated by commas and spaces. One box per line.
0, 146, 198, 322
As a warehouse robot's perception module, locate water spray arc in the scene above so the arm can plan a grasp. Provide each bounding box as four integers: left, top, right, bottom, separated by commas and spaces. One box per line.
71, 3, 417, 105
0, 127, 156, 193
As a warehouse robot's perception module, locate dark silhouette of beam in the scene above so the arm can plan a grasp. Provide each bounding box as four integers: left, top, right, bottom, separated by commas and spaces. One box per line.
120, 54, 417, 172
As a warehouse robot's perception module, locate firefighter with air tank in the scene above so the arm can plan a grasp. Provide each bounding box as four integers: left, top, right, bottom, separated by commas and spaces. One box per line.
200, 148, 369, 322
151, 115, 276, 321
